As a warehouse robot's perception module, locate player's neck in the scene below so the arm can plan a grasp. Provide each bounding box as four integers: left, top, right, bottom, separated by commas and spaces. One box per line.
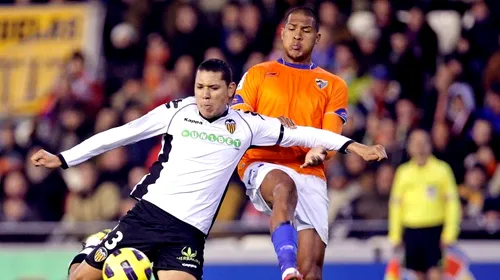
282, 55, 313, 66
280, 56, 316, 70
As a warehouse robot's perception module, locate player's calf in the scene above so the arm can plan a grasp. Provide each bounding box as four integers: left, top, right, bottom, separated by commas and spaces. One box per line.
68, 229, 111, 279
260, 169, 300, 280
297, 229, 326, 280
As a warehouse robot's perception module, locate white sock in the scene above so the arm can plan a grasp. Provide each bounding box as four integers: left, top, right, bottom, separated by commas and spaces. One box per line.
282, 267, 299, 280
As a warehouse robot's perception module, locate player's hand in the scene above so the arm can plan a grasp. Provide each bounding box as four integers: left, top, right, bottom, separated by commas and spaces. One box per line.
346, 142, 387, 161
277, 116, 296, 129
300, 146, 327, 168
30, 149, 62, 168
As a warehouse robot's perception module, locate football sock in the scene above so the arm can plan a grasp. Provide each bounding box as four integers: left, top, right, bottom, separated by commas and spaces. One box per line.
271, 221, 298, 278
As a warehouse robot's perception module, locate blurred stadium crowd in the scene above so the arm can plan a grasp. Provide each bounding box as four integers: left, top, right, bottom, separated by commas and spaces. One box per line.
1, 0, 500, 242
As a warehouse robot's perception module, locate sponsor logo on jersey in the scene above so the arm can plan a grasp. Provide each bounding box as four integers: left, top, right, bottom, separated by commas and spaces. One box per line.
225, 119, 236, 134
315, 78, 328, 89
184, 118, 203, 125
181, 129, 241, 148
94, 247, 108, 262
177, 246, 200, 266
232, 94, 244, 105
426, 185, 437, 198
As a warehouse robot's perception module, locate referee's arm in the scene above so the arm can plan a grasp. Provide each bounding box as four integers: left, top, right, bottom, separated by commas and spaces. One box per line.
389, 167, 405, 246
442, 164, 461, 245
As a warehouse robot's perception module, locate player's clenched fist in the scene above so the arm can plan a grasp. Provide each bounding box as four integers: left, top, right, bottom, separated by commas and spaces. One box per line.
347, 143, 388, 162
31, 149, 62, 168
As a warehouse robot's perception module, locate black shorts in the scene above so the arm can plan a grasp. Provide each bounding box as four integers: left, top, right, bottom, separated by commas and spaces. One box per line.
85, 200, 206, 280
403, 225, 443, 272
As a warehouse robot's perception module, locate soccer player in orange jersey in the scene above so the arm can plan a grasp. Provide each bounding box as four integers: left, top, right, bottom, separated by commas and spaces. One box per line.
232, 7, 349, 280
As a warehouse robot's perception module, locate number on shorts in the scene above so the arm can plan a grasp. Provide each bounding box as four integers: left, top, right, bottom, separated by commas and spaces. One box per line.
105, 230, 123, 250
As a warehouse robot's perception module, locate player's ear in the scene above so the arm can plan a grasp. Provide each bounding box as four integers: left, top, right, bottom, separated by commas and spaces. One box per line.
281, 28, 284, 40
227, 82, 236, 98
315, 32, 321, 45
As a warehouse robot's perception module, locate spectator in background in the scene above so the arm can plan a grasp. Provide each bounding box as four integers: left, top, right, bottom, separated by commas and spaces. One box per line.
462, 0, 499, 62
317, 1, 351, 44
25, 147, 67, 221
406, 4, 438, 76
446, 82, 476, 140
358, 64, 398, 118
389, 130, 461, 280
0, 124, 25, 176
477, 83, 500, 135
0, 171, 39, 222
312, 24, 335, 70
372, 0, 404, 60
459, 164, 487, 218
389, 28, 424, 105
352, 164, 393, 222
63, 162, 120, 222
219, 1, 240, 48
64, 51, 102, 113
119, 166, 146, 217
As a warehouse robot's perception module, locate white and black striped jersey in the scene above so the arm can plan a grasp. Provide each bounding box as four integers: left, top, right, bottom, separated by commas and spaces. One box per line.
59, 96, 353, 235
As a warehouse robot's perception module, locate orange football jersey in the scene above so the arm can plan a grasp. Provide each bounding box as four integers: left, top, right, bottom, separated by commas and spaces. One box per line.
232, 58, 348, 180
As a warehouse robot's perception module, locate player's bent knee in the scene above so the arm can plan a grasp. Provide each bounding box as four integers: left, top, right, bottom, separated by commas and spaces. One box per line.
269, 171, 296, 197
68, 263, 80, 278
260, 169, 296, 205
156, 270, 197, 280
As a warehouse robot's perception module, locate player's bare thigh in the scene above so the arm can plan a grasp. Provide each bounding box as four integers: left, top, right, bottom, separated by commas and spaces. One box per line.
68, 261, 101, 280
297, 229, 326, 280
157, 270, 196, 280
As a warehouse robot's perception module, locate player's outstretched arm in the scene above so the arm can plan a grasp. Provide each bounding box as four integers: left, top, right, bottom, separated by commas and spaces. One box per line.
34, 104, 175, 169
281, 125, 387, 162
245, 112, 387, 162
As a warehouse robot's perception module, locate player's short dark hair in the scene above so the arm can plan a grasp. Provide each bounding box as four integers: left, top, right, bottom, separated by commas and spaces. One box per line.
197, 59, 233, 86
284, 6, 319, 32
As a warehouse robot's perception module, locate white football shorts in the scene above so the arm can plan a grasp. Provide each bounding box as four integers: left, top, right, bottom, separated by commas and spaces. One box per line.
242, 162, 329, 244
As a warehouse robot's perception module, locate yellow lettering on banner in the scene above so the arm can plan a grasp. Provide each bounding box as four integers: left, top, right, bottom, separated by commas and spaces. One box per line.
0, 5, 96, 116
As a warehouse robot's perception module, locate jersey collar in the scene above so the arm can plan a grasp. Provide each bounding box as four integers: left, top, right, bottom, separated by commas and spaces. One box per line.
277, 58, 317, 70
199, 105, 229, 123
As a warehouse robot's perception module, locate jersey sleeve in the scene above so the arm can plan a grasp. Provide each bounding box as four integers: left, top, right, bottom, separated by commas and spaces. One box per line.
389, 166, 405, 245
324, 78, 349, 125
59, 100, 184, 168
231, 67, 263, 111
244, 112, 353, 152
442, 163, 461, 244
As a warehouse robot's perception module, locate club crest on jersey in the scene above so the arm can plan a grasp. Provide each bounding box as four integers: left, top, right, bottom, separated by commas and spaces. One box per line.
94, 247, 108, 262
315, 78, 328, 89
225, 119, 236, 134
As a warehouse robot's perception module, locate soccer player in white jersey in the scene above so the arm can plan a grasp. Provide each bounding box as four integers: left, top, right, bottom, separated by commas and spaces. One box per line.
32, 59, 387, 280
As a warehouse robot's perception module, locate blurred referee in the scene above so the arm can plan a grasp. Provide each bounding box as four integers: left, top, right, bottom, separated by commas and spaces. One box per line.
389, 129, 461, 280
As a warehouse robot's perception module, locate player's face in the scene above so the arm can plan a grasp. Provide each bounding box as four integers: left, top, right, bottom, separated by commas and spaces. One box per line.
194, 70, 235, 119
281, 13, 320, 63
